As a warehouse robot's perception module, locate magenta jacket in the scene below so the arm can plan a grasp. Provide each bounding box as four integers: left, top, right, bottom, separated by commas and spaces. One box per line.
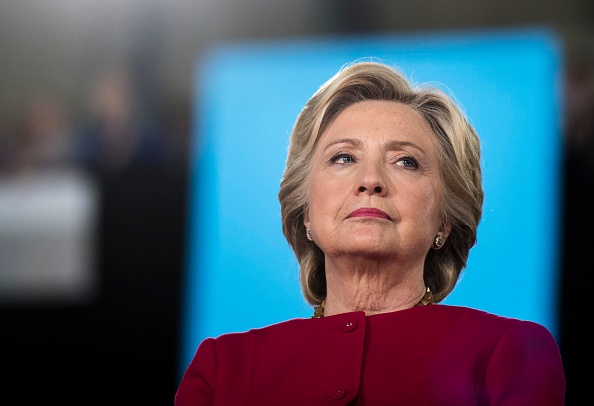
176, 304, 566, 405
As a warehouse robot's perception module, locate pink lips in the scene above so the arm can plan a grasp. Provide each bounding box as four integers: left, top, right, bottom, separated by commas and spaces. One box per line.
348, 207, 391, 220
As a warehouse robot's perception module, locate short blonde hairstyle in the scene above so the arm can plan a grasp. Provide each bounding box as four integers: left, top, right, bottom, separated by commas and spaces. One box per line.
278, 61, 483, 306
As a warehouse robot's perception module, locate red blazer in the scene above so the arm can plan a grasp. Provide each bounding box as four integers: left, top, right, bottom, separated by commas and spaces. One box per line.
176, 305, 566, 405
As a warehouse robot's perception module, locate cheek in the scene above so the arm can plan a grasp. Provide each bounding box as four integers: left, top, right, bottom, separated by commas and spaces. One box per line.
424, 188, 443, 224
306, 176, 323, 222
308, 183, 331, 216
403, 184, 442, 223
307, 174, 345, 220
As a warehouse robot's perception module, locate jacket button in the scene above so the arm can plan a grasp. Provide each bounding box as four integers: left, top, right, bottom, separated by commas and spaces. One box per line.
341, 319, 358, 332
329, 389, 348, 400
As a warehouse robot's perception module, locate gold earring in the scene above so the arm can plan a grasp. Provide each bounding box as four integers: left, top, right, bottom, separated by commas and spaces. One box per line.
434, 234, 444, 249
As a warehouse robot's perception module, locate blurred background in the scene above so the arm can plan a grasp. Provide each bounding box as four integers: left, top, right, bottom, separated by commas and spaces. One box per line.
1, 1, 593, 404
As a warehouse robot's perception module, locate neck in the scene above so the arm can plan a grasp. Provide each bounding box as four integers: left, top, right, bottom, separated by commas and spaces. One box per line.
321, 256, 427, 317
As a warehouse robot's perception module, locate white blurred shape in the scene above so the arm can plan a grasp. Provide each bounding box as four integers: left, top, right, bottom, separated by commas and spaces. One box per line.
0, 170, 99, 303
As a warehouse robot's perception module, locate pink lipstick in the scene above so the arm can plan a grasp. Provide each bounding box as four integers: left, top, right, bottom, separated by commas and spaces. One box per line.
348, 208, 391, 220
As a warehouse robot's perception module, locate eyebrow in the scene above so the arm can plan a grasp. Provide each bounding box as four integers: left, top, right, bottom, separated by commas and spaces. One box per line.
383, 140, 424, 153
323, 138, 425, 153
322, 138, 362, 152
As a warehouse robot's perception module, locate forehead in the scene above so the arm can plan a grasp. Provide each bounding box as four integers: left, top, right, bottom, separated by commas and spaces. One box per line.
320, 100, 436, 148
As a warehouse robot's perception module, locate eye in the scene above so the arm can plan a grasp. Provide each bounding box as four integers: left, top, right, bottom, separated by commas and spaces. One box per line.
329, 152, 356, 165
396, 156, 419, 169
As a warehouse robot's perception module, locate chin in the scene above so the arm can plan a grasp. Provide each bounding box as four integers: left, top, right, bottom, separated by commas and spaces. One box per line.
341, 241, 394, 257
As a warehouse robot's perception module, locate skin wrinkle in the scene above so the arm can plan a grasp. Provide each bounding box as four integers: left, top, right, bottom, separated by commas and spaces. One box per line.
325, 255, 427, 314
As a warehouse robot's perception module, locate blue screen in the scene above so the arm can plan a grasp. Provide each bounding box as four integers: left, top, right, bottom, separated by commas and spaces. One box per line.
180, 27, 563, 373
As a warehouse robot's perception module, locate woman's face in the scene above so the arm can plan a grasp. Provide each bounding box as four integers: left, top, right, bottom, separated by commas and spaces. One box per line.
305, 100, 446, 265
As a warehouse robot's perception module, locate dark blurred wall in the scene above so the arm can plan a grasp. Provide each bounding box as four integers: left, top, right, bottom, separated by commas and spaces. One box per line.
1, 1, 593, 404
559, 30, 594, 406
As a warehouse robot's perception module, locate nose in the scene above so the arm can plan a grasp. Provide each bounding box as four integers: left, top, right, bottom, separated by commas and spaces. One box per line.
358, 185, 384, 194
357, 162, 388, 196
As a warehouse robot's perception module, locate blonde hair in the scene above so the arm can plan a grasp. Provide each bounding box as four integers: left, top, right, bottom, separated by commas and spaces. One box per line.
278, 61, 483, 306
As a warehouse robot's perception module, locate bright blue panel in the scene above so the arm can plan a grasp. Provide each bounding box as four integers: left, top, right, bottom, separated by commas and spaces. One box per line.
180, 28, 563, 373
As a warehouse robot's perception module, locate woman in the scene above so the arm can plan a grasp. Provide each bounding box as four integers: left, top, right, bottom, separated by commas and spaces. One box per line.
176, 61, 566, 405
